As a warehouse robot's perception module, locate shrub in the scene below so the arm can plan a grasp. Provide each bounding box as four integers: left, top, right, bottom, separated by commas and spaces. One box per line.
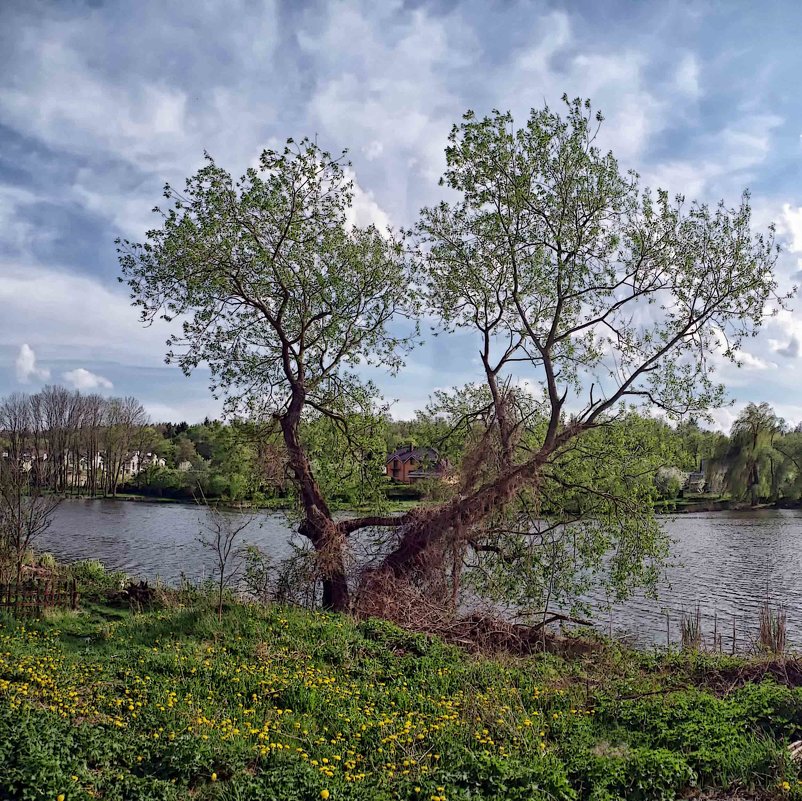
654, 467, 687, 500
68, 559, 128, 601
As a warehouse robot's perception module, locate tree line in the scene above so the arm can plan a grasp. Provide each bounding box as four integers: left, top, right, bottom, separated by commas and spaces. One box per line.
389, 402, 802, 509
3, 387, 798, 507
0, 387, 148, 497
0, 387, 282, 501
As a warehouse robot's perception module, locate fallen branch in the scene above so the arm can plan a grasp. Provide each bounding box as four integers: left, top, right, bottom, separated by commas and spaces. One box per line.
532, 612, 594, 631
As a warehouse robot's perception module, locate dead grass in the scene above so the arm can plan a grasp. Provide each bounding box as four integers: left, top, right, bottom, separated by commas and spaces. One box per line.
759, 601, 787, 655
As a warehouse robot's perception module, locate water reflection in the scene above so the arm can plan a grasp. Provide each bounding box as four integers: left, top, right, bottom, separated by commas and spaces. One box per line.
39, 500, 297, 586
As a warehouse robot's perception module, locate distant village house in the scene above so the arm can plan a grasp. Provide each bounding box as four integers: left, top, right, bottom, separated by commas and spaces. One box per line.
385, 445, 446, 484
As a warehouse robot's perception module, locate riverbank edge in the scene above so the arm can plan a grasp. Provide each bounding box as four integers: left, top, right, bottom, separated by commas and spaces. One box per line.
50, 492, 421, 514
52, 491, 802, 516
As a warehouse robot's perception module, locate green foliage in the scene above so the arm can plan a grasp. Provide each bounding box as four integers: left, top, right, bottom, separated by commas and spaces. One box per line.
303, 408, 391, 512
422, 98, 782, 424
569, 745, 695, 801
594, 683, 795, 787
654, 467, 686, 500
68, 559, 128, 600
437, 752, 576, 800
722, 402, 786, 503
118, 138, 418, 421
1, 603, 800, 800
463, 410, 674, 616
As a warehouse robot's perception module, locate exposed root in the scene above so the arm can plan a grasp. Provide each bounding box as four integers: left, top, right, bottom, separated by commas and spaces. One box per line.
355, 568, 601, 657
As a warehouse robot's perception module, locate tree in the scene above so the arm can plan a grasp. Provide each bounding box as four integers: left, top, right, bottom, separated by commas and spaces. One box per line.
102, 396, 148, 496
776, 429, 802, 500
367, 97, 783, 604
675, 418, 724, 471
121, 100, 785, 615
197, 495, 255, 621
0, 394, 60, 582
119, 139, 418, 609
724, 402, 785, 504
654, 466, 687, 500
174, 434, 198, 466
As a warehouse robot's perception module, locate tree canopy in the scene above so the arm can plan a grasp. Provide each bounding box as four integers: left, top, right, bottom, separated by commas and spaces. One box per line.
120, 97, 788, 617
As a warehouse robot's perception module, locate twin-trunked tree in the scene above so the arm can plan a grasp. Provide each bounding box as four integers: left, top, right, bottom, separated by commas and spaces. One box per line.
119, 98, 784, 615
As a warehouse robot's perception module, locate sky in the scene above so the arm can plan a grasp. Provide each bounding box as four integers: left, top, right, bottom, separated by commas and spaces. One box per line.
1, 0, 802, 429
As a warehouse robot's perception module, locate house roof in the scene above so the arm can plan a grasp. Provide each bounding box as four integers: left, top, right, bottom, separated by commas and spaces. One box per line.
386, 445, 441, 465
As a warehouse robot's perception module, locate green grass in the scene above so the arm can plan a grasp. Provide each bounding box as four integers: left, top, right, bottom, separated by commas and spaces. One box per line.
1, 602, 801, 800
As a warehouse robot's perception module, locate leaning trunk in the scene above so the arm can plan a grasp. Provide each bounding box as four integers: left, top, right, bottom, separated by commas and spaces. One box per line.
378, 451, 549, 582
280, 391, 349, 612
300, 518, 350, 611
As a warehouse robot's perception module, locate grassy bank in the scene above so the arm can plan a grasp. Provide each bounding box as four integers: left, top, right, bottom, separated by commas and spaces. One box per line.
2, 602, 802, 800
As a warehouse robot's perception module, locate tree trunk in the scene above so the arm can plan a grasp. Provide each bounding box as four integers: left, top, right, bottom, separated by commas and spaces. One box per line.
280, 389, 350, 612
380, 451, 548, 580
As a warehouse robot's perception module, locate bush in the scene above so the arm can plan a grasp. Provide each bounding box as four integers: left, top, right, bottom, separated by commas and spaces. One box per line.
654, 467, 687, 500
68, 559, 128, 601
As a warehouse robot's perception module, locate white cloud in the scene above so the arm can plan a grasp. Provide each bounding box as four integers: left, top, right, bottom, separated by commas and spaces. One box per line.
775, 336, 800, 359
0, 262, 172, 364
736, 351, 775, 371
141, 399, 222, 424
643, 113, 783, 202
0, 38, 188, 171
345, 170, 392, 232
674, 53, 701, 98
707, 405, 740, 434
507, 15, 667, 167
781, 204, 802, 252
62, 368, 113, 390
363, 141, 384, 161
15, 344, 50, 383
718, 113, 783, 172
301, 2, 474, 220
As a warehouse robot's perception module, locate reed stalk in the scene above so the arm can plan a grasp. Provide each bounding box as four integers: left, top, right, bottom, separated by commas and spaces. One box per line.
758, 601, 786, 655
680, 605, 702, 651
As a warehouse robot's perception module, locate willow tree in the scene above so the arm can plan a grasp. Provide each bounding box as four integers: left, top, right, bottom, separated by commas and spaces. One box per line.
363, 97, 784, 604
121, 100, 785, 614
724, 402, 785, 504
119, 140, 418, 609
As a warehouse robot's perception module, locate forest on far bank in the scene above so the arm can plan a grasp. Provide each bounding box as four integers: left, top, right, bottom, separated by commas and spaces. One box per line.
1, 386, 800, 510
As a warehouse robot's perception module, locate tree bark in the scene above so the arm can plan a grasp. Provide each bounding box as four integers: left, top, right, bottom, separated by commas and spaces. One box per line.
279, 388, 350, 612
378, 447, 552, 580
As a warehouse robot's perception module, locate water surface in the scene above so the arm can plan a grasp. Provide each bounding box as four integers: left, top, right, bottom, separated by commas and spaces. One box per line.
40, 500, 297, 585
39, 500, 802, 649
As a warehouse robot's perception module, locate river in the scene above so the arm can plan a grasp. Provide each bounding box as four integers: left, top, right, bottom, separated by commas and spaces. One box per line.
37, 500, 802, 650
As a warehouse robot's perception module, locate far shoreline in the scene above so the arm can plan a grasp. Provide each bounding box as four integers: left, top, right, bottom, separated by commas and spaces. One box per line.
54, 493, 802, 515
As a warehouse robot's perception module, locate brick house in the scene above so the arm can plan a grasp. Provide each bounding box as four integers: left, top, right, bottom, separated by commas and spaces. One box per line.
386, 445, 445, 484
